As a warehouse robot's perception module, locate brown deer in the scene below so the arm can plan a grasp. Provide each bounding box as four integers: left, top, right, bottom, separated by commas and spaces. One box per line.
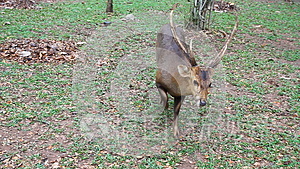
155, 5, 238, 137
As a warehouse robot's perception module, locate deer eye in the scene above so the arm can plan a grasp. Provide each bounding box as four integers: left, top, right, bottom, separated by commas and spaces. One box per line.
193, 80, 199, 86
209, 83, 212, 88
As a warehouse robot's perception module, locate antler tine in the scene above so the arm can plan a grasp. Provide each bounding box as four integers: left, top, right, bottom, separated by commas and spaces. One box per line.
209, 13, 239, 68
189, 39, 193, 55
170, 4, 188, 54
188, 38, 197, 61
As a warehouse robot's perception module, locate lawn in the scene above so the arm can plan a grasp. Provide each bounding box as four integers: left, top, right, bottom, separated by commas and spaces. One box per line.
0, 0, 299, 168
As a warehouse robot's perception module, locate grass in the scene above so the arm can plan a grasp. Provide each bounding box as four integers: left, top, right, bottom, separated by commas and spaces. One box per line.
0, 0, 180, 41
1, 0, 299, 168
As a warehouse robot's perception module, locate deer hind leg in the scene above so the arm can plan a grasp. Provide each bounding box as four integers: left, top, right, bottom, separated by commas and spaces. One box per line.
156, 83, 169, 110
173, 96, 185, 138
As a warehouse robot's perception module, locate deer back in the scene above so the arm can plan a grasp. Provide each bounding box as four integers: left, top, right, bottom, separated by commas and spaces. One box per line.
156, 24, 196, 68
156, 24, 198, 97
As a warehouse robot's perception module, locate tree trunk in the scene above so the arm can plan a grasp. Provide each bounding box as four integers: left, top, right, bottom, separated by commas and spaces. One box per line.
106, 0, 113, 13
187, 0, 214, 30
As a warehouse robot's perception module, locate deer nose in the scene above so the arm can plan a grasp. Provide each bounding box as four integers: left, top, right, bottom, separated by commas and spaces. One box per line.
199, 100, 206, 106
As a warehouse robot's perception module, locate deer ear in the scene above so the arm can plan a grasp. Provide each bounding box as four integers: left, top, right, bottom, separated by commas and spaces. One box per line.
178, 65, 190, 77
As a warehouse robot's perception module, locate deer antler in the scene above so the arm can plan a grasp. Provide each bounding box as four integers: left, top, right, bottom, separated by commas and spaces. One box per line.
209, 13, 239, 68
170, 4, 189, 55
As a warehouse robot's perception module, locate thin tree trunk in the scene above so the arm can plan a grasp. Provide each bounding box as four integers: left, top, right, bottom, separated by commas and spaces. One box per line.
188, 0, 214, 30
106, 0, 113, 13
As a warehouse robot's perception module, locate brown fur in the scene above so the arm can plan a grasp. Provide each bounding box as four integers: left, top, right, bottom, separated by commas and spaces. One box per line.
156, 8, 237, 138
155, 24, 212, 137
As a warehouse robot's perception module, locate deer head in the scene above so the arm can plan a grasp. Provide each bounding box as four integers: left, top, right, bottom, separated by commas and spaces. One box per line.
169, 5, 238, 106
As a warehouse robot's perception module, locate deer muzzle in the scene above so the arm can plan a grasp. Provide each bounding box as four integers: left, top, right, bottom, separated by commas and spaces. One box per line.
195, 96, 207, 107
199, 100, 207, 106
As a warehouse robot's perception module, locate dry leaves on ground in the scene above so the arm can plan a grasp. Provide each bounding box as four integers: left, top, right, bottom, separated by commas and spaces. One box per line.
214, 1, 238, 12
0, 0, 37, 9
0, 39, 81, 64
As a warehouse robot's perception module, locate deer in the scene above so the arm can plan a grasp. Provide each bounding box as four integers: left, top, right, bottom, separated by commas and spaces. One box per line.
155, 5, 238, 138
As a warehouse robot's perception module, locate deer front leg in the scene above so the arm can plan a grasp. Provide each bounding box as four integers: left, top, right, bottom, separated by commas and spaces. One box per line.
156, 83, 169, 110
173, 96, 185, 138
